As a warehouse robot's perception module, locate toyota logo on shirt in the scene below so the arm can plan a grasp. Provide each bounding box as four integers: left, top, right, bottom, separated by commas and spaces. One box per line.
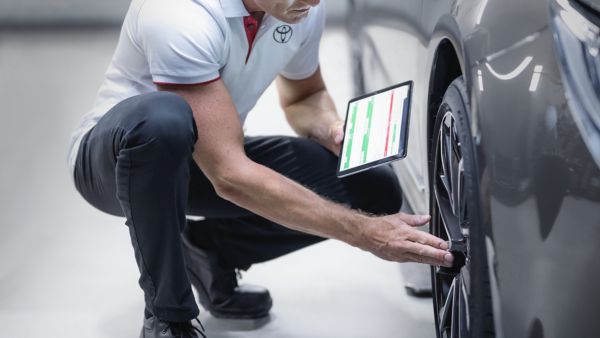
273, 25, 293, 43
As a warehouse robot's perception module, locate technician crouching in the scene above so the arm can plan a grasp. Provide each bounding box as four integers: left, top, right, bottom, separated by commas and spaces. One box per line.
68, 0, 454, 337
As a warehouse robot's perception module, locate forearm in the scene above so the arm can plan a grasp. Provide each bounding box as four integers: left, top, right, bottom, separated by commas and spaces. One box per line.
215, 159, 453, 268
215, 157, 367, 247
211, 156, 453, 267
283, 89, 341, 144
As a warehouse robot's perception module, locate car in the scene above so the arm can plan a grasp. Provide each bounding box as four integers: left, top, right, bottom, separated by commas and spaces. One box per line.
346, 0, 600, 337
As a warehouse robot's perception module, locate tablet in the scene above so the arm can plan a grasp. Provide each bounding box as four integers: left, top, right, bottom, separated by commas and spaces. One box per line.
337, 81, 412, 178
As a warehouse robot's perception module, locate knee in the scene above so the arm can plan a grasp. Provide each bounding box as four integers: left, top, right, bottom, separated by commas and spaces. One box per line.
125, 92, 197, 154
377, 169, 403, 214
344, 165, 403, 215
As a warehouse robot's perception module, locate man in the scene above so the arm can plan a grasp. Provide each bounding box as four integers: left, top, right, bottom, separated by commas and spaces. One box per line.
68, 0, 454, 336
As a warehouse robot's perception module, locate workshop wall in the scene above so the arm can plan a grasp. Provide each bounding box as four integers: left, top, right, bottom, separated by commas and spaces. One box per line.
0, 0, 129, 26
0, 0, 348, 26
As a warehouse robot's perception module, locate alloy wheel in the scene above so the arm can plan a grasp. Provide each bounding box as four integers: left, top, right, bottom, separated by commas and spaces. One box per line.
431, 110, 471, 338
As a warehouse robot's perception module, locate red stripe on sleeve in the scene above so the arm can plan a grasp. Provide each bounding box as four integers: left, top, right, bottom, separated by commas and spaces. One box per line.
154, 76, 221, 87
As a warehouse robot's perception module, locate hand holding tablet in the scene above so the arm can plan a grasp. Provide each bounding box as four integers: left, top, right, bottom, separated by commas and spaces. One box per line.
337, 81, 413, 178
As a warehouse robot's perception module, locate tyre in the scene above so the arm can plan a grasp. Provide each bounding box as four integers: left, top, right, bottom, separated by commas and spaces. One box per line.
429, 77, 494, 338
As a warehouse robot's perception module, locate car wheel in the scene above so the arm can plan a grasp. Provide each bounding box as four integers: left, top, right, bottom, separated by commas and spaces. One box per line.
429, 77, 494, 338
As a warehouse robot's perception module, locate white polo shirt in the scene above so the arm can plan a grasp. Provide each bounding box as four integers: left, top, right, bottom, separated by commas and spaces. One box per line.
67, 0, 325, 173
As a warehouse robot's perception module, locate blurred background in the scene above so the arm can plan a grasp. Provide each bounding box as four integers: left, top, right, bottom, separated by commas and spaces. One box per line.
0, 1, 434, 337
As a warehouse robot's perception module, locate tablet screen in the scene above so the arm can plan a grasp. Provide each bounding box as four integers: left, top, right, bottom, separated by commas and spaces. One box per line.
337, 81, 412, 177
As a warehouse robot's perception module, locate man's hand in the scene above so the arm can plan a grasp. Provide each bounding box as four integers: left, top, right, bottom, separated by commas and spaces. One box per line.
321, 119, 344, 155
358, 212, 454, 267
277, 69, 344, 155
305, 119, 344, 155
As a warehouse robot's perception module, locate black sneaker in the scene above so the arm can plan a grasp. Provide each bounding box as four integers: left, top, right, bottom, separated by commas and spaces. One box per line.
139, 316, 206, 338
181, 227, 273, 319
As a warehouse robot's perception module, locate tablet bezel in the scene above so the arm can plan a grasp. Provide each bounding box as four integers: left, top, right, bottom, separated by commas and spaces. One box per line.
336, 80, 413, 178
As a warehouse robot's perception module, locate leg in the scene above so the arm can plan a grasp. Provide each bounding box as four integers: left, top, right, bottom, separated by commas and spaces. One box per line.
186, 136, 402, 269
74, 92, 199, 322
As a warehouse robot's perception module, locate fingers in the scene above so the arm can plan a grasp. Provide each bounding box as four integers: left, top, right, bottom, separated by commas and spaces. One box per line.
383, 212, 430, 227
370, 214, 453, 266
379, 213, 448, 250
335, 131, 344, 144
403, 241, 454, 267
405, 226, 448, 250
331, 121, 344, 144
404, 253, 450, 266
398, 212, 431, 227
334, 127, 344, 144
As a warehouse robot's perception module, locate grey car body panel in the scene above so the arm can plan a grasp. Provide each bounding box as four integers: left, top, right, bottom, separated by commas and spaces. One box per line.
350, 0, 600, 337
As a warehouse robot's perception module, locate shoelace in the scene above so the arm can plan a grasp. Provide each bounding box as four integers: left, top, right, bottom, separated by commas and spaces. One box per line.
161, 318, 207, 338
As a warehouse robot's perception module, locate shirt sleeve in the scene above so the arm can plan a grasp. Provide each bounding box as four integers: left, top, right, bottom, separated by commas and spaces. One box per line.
279, 2, 326, 80
137, 1, 226, 85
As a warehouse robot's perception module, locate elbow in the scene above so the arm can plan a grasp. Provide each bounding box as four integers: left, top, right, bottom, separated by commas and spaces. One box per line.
203, 155, 256, 202
211, 167, 248, 202
213, 174, 240, 201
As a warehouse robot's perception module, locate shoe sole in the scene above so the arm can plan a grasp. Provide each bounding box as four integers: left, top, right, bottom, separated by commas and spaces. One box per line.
182, 230, 272, 319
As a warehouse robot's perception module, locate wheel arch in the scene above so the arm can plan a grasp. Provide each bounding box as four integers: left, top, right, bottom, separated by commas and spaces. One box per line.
424, 12, 466, 148
427, 38, 464, 157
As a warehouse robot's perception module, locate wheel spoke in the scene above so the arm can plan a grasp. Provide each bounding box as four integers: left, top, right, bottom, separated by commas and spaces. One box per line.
449, 128, 461, 216
450, 276, 460, 338
459, 274, 470, 335
439, 126, 452, 200
444, 117, 454, 189
434, 186, 463, 248
438, 113, 463, 218
439, 278, 455, 334
457, 158, 466, 222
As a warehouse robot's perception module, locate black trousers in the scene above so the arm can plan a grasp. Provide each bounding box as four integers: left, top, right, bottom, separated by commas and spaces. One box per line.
73, 92, 402, 322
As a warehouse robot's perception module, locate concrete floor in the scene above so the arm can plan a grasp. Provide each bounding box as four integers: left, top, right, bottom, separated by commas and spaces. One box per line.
0, 27, 434, 337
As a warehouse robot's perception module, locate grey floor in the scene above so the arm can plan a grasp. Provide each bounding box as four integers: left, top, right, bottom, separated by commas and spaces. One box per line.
0, 27, 434, 337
